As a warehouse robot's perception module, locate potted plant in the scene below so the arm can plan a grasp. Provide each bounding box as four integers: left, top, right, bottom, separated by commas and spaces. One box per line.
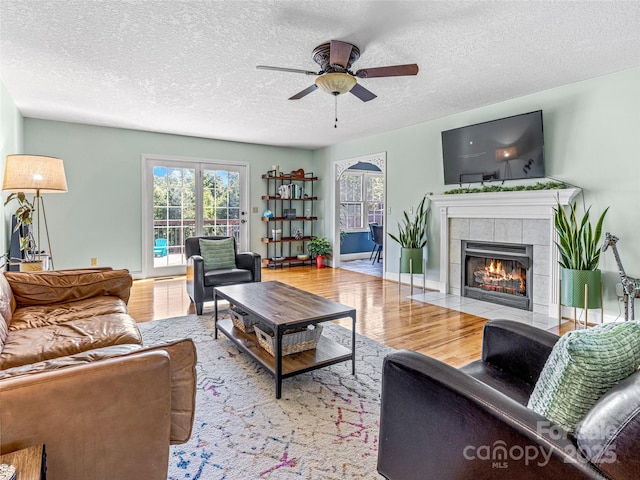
554, 201, 608, 310
388, 196, 430, 274
4, 192, 39, 266
307, 237, 331, 269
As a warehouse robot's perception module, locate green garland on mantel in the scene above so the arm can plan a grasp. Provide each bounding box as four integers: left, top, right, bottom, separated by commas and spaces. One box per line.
443, 181, 568, 195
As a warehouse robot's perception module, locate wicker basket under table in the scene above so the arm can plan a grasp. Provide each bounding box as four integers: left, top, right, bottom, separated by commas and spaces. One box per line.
230, 306, 261, 333
254, 324, 323, 356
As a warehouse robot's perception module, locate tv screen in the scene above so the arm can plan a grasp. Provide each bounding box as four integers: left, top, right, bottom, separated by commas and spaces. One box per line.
441, 110, 545, 185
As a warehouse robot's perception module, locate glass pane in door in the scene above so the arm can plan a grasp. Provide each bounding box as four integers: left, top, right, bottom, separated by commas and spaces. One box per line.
203, 168, 241, 248
153, 166, 196, 268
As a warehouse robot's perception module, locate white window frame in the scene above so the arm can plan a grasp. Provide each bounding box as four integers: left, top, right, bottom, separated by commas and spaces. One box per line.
141, 154, 250, 278
339, 169, 384, 232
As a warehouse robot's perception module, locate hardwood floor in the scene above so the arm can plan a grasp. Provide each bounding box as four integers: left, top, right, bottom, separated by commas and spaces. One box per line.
128, 266, 566, 368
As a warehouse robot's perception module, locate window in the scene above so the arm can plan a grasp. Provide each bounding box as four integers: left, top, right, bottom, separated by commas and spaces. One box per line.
339, 170, 384, 231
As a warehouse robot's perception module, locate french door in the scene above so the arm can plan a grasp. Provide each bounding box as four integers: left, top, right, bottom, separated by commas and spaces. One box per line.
142, 156, 249, 277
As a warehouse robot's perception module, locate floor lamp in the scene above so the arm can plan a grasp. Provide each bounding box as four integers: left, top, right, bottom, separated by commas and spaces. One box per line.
495, 145, 518, 180
3, 154, 68, 270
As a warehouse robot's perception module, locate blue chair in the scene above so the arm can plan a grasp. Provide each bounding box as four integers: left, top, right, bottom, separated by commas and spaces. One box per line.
154, 238, 168, 257
371, 225, 384, 264
369, 223, 379, 261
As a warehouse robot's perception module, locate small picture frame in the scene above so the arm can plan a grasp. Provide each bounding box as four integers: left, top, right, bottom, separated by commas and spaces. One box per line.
284, 208, 296, 220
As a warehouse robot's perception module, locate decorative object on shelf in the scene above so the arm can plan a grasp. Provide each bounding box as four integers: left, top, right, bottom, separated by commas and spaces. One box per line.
3, 154, 68, 270
271, 165, 280, 177
388, 196, 430, 274
278, 184, 290, 199
554, 201, 608, 327
263, 209, 274, 218
293, 227, 303, 240
284, 208, 296, 220
271, 229, 282, 241
296, 254, 309, 261
601, 232, 640, 320
292, 168, 305, 179
307, 236, 331, 268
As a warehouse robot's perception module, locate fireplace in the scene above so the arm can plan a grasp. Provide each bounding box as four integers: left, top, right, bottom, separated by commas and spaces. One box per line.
461, 240, 533, 310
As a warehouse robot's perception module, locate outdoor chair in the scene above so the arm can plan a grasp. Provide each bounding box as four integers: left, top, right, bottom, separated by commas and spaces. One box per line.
154, 238, 168, 257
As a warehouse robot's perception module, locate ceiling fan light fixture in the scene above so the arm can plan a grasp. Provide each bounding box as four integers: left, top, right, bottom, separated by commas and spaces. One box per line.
314, 72, 356, 95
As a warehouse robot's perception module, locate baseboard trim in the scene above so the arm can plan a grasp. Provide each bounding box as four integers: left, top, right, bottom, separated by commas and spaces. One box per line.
340, 252, 373, 261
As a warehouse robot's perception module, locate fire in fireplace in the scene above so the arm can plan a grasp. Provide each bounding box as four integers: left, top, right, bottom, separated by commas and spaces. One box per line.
461, 241, 533, 310
470, 258, 526, 295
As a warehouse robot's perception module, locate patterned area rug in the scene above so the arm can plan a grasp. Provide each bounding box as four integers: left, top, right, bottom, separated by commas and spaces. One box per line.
138, 314, 393, 480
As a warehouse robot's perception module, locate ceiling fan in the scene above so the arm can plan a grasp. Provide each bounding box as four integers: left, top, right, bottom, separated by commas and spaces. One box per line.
257, 40, 419, 103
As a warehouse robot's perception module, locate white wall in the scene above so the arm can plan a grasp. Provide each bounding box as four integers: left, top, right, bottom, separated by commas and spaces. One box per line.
314, 67, 640, 317
23, 119, 313, 273
0, 80, 24, 260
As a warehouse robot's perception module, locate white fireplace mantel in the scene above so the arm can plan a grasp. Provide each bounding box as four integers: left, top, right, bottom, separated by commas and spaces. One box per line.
428, 188, 581, 219
427, 188, 581, 315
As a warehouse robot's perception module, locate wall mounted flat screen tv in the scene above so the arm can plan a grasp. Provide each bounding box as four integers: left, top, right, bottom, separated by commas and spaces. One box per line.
441, 110, 545, 185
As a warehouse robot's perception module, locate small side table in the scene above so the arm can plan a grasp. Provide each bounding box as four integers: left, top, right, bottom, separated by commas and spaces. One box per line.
0, 445, 46, 480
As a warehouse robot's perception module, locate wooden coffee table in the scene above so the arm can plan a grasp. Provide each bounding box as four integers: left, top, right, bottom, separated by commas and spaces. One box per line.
0, 444, 46, 480
214, 281, 356, 398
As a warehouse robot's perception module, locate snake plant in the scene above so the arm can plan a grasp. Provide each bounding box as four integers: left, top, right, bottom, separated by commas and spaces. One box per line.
553, 201, 608, 270
388, 196, 430, 249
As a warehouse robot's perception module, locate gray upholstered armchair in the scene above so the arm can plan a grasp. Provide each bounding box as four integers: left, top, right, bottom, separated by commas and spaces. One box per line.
185, 236, 261, 315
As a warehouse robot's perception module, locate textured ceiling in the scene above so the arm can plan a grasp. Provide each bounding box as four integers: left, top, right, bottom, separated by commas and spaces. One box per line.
1, 1, 639, 150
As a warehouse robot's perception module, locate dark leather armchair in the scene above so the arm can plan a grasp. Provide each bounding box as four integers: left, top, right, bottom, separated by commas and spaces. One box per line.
378, 320, 640, 479
185, 236, 261, 315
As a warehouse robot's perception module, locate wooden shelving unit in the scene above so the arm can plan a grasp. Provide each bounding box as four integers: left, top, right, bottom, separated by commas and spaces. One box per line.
262, 170, 318, 268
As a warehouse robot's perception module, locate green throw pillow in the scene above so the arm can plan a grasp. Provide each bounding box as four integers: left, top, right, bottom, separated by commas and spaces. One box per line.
527, 321, 640, 433
199, 238, 237, 271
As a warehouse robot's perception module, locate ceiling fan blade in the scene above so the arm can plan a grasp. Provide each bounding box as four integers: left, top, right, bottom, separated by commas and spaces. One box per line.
257, 65, 319, 76
355, 64, 419, 78
329, 40, 353, 69
350, 83, 377, 102
289, 84, 318, 100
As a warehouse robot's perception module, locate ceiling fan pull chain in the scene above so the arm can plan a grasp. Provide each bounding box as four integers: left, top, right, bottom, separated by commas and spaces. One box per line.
334, 92, 338, 128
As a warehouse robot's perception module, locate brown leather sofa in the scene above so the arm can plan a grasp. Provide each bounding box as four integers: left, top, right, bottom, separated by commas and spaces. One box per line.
378, 320, 640, 480
0, 268, 197, 480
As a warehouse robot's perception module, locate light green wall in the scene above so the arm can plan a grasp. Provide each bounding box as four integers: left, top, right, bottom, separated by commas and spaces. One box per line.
23, 119, 313, 273
0, 80, 24, 260
17, 67, 640, 316
314, 67, 640, 316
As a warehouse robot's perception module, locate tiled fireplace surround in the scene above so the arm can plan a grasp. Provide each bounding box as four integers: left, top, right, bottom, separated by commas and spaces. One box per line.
428, 188, 581, 317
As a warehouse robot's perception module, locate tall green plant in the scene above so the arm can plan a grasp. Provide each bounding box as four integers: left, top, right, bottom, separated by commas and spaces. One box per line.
4, 192, 37, 259
553, 202, 608, 270
388, 196, 430, 248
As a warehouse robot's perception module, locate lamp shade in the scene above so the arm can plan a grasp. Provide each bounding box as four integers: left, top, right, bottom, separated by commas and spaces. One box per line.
315, 72, 357, 95
3, 154, 68, 193
495, 146, 519, 163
